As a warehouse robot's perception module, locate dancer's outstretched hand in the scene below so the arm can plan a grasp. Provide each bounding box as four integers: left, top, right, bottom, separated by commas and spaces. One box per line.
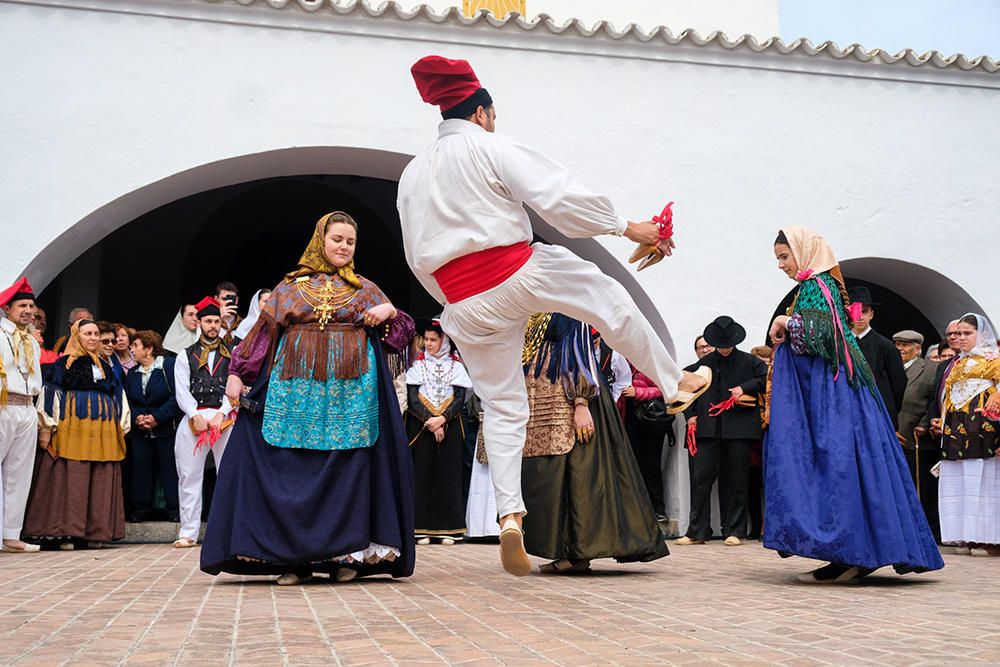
624, 221, 660, 246
657, 236, 676, 258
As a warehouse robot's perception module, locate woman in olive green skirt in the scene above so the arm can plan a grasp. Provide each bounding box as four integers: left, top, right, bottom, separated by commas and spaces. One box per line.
520, 313, 668, 573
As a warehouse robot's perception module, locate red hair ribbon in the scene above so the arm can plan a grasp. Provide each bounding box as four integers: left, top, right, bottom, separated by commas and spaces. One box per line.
686, 421, 697, 456
708, 395, 739, 417
653, 202, 674, 241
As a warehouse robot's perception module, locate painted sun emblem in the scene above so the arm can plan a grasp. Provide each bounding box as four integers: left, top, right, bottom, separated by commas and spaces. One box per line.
463, 0, 526, 18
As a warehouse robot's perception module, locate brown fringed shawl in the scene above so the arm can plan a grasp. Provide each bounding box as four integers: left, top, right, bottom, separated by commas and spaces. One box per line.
238, 273, 388, 383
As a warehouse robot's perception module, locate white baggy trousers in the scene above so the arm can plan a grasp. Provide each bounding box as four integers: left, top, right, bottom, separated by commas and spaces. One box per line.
0, 403, 37, 540
441, 244, 683, 518
174, 408, 231, 541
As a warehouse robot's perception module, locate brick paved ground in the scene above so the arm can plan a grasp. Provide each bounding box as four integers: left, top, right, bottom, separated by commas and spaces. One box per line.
3, 541, 998, 665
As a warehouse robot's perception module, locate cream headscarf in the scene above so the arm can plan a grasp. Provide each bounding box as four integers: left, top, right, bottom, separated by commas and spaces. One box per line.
780, 226, 844, 286
163, 306, 199, 355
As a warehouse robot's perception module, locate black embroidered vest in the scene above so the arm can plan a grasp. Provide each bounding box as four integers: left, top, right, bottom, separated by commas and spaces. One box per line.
185, 341, 230, 409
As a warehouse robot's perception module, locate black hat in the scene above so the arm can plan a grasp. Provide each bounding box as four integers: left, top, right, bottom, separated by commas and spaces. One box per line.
703, 316, 746, 348
847, 286, 880, 307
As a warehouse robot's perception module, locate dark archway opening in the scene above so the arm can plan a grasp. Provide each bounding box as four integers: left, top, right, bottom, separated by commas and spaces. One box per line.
768, 277, 941, 352
37, 175, 441, 342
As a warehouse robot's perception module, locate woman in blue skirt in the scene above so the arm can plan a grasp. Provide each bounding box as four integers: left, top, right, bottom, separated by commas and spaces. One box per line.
765, 226, 943, 583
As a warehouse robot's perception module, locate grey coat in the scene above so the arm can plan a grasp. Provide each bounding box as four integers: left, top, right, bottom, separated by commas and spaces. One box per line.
898, 357, 938, 450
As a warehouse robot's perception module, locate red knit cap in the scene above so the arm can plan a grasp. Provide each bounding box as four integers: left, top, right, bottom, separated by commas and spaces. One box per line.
0, 277, 34, 307
410, 55, 493, 118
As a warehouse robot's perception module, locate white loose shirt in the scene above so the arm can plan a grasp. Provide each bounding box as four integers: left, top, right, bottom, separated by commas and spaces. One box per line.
0, 317, 41, 398
397, 119, 629, 305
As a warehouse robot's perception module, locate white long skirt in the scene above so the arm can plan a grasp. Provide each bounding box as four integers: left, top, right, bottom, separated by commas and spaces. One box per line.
939, 458, 1000, 544
465, 459, 500, 538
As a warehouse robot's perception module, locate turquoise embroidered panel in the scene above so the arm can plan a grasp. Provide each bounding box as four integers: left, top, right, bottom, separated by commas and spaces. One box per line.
262, 338, 379, 450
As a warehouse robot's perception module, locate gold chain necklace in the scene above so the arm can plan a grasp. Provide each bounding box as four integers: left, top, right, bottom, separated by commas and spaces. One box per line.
522, 313, 552, 366
295, 276, 359, 330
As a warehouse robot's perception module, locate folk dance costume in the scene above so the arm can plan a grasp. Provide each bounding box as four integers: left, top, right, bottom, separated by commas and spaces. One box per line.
0, 279, 42, 552
765, 227, 942, 582
520, 314, 668, 572
200, 212, 415, 583
398, 56, 685, 573
173, 298, 233, 544
24, 320, 130, 547
937, 314, 1000, 551
405, 325, 473, 543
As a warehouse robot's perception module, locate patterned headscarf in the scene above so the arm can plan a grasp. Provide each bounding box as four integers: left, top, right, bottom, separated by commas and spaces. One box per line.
64, 319, 105, 379
285, 212, 363, 288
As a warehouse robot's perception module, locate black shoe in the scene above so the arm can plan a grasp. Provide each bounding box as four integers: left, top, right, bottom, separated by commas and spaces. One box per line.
796, 563, 863, 584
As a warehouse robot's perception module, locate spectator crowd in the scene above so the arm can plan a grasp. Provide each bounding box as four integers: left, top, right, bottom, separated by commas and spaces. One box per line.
1, 272, 997, 564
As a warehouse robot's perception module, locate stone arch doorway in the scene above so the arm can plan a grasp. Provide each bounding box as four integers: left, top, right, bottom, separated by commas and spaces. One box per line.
27, 147, 675, 354
767, 257, 987, 353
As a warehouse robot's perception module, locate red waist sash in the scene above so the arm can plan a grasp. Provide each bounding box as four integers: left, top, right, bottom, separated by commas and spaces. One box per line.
432, 242, 533, 303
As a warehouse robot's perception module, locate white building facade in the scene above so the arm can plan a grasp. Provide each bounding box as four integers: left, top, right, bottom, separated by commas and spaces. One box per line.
2, 0, 998, 530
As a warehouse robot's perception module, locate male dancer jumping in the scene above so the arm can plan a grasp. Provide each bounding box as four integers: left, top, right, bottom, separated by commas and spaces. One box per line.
397, 55, 709, 576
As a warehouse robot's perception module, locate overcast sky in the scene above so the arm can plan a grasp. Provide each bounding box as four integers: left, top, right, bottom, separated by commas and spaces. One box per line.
780, 0, 1000, 58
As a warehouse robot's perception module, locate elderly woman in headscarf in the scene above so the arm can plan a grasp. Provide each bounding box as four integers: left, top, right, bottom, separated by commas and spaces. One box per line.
23, 319, 130, 549
765, 227, 942, 583
200, 212, 415, 585
405, 318, 473, 545
932, 313, 1000, 557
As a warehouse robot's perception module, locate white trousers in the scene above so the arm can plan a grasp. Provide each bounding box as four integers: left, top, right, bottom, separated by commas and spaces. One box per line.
442, 244, 682, 518
174, 408, 231, 540
0, 403, 38, 540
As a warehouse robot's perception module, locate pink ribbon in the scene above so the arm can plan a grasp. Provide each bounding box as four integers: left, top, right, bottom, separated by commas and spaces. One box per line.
810, 276, 854, 382
846, 301, 863, 323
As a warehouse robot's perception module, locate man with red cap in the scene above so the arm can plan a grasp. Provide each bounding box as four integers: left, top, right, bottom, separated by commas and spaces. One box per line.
397, 55, 709, 576
0, 278, 42, 553
172, 296, 234, 548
